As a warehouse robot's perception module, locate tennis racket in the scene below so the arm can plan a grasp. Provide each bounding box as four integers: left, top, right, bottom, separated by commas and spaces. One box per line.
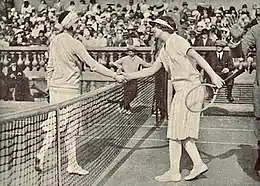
185, 68, 245, 113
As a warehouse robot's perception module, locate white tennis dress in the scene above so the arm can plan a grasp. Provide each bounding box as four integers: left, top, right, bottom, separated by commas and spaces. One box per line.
157, 33, 204, 140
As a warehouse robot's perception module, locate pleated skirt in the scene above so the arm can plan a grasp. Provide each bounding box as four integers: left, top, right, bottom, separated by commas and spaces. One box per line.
167, 80, 204, 140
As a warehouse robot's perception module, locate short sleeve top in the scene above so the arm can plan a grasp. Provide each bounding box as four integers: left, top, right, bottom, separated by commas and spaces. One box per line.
157, 33, 200, 83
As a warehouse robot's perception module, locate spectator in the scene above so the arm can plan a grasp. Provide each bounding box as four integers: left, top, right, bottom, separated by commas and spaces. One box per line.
34, 30, 48, 46
241, 4, 250, 18
179, 1, 191, 25
206, 40, 235, 102
87, 0, 99, 14
0, 66, 8, 100
21, 0, 33, 15
0, 31, 9, 47
67, 1, 77, 12
14, 70, 34, 101
37, 0, 48, 14
195, 28, 214, 47
187, 30, 197, 46
6, 62, 17, 100
220, 27, 230, 42
10, 29, 26, 46
229, 6, 238, 19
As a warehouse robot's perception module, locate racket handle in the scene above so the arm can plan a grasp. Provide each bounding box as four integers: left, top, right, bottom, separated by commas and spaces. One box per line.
224, 69, 245, 84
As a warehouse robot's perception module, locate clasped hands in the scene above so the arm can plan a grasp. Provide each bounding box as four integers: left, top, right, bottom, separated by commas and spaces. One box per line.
114, 72, 131, 83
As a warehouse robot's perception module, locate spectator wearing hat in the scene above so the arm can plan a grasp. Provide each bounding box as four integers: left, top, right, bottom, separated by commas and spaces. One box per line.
220, 27, 231, 42
209, 25, 221, 43
154, 3, 167, 18
179, 1, 191, 25
135, 6, 144, 19
112, 45, 152, 114
241, 4, 250, 18
195, 28, 214, 47
10, 29, 26, 46
127, 0, 137, 12
206, 40, 235, 102
34, 30, 48, 46
187, 30, 197, 46
195, 28, 214, 64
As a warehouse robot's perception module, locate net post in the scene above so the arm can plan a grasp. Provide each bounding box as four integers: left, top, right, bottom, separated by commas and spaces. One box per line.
55, 108, 62, 186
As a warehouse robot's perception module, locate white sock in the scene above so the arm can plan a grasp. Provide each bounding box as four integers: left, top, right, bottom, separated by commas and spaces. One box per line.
169, 139, 181, 174
183, 138, 204, 167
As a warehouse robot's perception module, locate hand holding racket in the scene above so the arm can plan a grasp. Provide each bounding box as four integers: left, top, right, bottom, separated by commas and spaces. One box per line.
185, 68, 245, 113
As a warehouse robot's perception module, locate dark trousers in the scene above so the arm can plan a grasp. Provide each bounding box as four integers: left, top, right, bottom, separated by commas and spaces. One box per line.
0, 78, 8, 100
120, 80, 137, 111
14, 76, 34, 101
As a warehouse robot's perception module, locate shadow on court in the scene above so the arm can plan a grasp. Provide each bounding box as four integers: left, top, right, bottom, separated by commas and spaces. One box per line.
215, 144, 260, 181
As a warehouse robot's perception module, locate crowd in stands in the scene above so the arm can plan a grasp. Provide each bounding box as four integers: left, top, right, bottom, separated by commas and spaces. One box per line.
0, 0, 259, 102
0, 0, 259, 48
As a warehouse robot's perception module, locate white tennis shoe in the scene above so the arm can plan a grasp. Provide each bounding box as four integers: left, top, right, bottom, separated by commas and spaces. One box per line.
67, 165, 89, 175
184, 163, 208, 181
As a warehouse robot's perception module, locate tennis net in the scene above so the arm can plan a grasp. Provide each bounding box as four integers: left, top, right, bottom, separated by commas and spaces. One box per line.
0, 76, 155, 186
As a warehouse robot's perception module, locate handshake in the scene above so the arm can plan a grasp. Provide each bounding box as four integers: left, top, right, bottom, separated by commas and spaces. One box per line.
114, 72, 132, 83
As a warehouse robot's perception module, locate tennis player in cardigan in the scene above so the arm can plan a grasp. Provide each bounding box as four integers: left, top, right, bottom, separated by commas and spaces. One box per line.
35, 11, 126, 175
126, 16, 224, 182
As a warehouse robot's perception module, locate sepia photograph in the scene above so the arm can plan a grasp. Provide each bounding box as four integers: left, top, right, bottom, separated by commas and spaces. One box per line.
0, 0, 260, 185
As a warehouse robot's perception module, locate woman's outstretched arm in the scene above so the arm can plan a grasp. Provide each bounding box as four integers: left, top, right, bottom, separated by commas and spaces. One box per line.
126, 60, 163, 80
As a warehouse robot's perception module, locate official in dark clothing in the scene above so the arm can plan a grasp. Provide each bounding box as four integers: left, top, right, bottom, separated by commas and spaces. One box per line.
195, 29, 214, 72
0, 67, 8, 100
194, 29, 214, 47
206, 40, 235, 102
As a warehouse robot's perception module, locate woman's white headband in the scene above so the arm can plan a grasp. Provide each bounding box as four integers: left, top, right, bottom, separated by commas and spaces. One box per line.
152, 18, 174, 30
